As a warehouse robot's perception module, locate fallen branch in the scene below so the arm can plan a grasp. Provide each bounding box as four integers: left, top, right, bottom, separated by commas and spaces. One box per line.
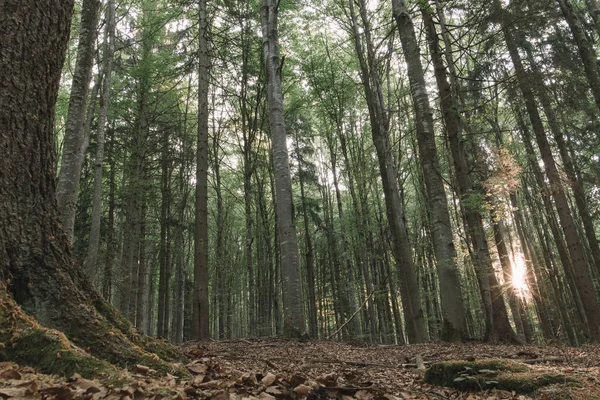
327, 291, 377, 340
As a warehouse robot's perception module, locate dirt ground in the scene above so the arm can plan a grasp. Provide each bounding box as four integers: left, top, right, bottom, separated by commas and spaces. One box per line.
1, 339, 599, 399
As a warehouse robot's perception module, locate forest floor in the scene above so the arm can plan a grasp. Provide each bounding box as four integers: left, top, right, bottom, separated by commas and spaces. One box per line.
1, 339, 600, 399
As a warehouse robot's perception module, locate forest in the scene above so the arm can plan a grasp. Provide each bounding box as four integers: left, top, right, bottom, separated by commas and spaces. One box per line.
1, 0, 600, 398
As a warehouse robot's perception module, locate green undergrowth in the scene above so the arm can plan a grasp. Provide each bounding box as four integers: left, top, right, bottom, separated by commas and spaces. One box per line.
424, 359, 578, 393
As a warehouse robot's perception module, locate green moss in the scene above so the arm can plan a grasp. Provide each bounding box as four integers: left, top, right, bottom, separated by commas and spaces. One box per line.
425, 359, 529, 387
424, 359, 576, 394
10, 328, 118, 380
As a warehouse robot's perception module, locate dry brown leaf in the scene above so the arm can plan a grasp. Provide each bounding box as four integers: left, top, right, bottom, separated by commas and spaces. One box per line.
265, 386, 283, 395
293, 384, 312, 397
258, 392, 275, 400
187, 361, 208, 375
260, 372, 277, 387
132, 364, 150, 374
0, 369, 21, 380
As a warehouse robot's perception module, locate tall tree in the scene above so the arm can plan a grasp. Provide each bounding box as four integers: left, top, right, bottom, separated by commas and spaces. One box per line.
0, 0, 180, 377
345, 0, 428, 343
86, 0, 116, 277
193, 0, 211, 340
56, 0, 101, 243
391, 0, 467, 341
261, 0, 306, 337
422, 2, 520, 343
493, 0, 600, 341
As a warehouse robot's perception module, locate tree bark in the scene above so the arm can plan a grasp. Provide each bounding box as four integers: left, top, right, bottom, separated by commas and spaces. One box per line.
347, 0, 427, 343
86, 0, 116, 278
193, 0, 211, 340
56, 0, 101, 243
423, 3, 520, 343
495, 0, 600, 341
393, 0, 467, 341
261, 0, 306, 337
0, 0, 182, 377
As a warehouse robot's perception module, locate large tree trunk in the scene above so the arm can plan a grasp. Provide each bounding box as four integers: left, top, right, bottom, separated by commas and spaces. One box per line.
392, 0, 467, 342
192, 0, 211, 340
261, 0, 306, 337
56, 0, 101, 243
0, 0, 182, 378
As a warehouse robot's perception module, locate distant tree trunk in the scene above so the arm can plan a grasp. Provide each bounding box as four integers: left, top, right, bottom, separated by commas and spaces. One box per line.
0, 0, 181, 376
393, 0, 467, 342
510, 193, 555, 341
525, 47, 600, 277
56, 0, 101, 243
193, 0, 211, 340
556, 0, 600, 111
86, 0, 115, 278
157, 128, 171, 338
298, 156, 318, 338
495, 0, 600, 341
422, 3, 519, 343
261, 0, 306, 337
103, 128, 117, 301
348, 0, 427, 343
135, 201, 148, 332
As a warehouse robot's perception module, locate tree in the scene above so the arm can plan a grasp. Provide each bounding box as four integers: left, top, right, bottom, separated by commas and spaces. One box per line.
193, 0, 211, 340
493, 0, 600, 341
345, 0, 428, 343
86, 0, 116, 278
56, 0, 101, 243
392, 0, 467, 341
0, 0, 181, 378
261, 0, 307, 337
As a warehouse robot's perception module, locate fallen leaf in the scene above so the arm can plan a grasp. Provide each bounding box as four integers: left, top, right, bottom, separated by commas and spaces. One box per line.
293, 384, 312, 397
260, 372, 277, 387
132, 364, 150, 374
0, 369, 21, 380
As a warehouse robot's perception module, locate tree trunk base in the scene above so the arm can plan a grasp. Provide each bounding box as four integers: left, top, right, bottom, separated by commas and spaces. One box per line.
0, 285, 187, 381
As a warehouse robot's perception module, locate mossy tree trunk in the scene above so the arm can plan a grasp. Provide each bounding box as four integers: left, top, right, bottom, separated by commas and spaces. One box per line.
0, 0, 182, 378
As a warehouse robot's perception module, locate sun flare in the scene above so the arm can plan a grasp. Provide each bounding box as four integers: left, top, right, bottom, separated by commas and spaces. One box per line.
511, 253, 530, 297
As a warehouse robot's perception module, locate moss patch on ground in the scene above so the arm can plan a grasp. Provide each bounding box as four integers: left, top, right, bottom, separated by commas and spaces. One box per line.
424, 359, 578, 393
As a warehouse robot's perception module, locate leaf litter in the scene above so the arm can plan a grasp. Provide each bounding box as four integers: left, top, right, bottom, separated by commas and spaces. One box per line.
0, 340, 599, 399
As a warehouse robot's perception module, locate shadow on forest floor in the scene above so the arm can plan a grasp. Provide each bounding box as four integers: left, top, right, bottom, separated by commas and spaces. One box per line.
1, 339, 599, 399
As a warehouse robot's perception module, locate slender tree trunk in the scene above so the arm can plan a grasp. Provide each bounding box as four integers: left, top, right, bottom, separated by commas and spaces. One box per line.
556, 0, 600, 111
495, 0, 600, 341
423, 3, 519, 343
193, 0, 211, 340
298, 160, 318, 338
56, 0, 101, 243
86, 0, 115, 278
348, 0, 427, 343
525, 48, 600, 277
261, 0, 306, 337
393, 0, 467, 341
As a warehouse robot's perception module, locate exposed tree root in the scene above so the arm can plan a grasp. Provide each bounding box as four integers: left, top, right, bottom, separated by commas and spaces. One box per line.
0, 285, 187, 381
